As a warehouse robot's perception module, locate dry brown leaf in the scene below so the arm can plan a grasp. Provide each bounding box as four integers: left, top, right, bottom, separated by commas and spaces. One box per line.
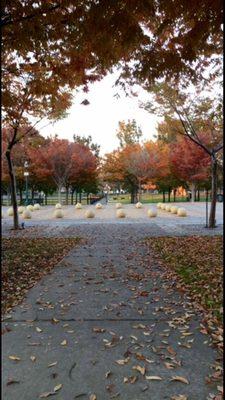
39, 392, 56, 398
54, 384, 62, 392
132, 365, 146, 375
92, 328, 106, 333
115, 358, 129, 365
164, 362, 175, 369
89, 395, 97, 400
9, 355, 21, 361
30, 356, 36, 362
60, 340, 67, 346
146, 376, 162, 381
171, 376, 189, 384
171, 396, 188, 400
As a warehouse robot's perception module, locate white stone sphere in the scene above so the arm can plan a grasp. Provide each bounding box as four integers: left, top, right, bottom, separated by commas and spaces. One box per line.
55, 203, 62, 209
116, 209, 126, 218
157, 203, 162, 209
135, 202, 143, 209
54, 209, 63, 218
165, 205, 171, 212
177, 207, 187, 217
75, 203, 82, 209
95, 203, 103, 209
161, 203, 167, 210
147, 209, 157, 217
27, 205, 34, 212
170, 206, 178, 214
7, 207, 14, 216
18, 206, 25, 214
22, 209, 32, 219
85, 210, 95, 218
116, 203, 122, 209
33, 203, 41, 210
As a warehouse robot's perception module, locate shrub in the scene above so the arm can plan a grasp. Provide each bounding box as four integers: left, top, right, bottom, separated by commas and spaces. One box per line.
53, 209, 63, 218
85, 210, 95, 218
116, 209, 126, 218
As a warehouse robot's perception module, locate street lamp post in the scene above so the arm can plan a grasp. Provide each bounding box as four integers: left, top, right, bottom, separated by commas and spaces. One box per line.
24, 161, 29, 206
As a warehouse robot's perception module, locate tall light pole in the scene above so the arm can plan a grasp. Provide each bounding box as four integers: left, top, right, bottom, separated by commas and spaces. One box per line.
24, 161, 29, 206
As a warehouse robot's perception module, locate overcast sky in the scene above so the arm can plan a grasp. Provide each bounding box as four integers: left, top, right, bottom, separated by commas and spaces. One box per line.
40, 72, 161, 155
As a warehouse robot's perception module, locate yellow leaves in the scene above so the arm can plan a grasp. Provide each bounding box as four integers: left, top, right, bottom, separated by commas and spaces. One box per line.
170, 376, 189, 384
123, 376, 137, 384
89, 395, 97, 400
39, 383, 62, 398
8, 355, 21, 361
30, 356, 36, 362
54, 384, 62, 392
36, 327, 42, 333
132, 365, 146, 375
164, 362, 175, 369
60, 339, 67, 346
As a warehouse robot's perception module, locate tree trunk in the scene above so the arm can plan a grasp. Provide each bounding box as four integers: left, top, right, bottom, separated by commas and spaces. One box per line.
173, 189, 176, 202
58, 186, 62, 203
19, 188, 23, 205
87, 193, 89, 205
168, 187, 171, 202
31, 187, 35, 201
79, 192, 81, 203
208, 157, 217, 228
71, 190, 74, 205
65, 186, 69, 205
76, 191, 78, 203
162, 190, 165, 203
190, 183, 196, 203
197, 190, 200, 201
6, 149, 19, 229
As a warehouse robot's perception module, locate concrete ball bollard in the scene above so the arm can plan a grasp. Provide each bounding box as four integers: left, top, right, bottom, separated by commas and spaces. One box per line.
160, 204, 167, 210
18, 206, 25, 214
95, 203, 103, 209
147, 209, 157, 217
53, 209, 63, 218
177, 207, 187, 217
27, 205, 34, 212
116, 209, 126, 218
157, 203, 162, 209
75, 203, 82, 209
22, 209, 32, 219
116, 203, 122, 209
7, 207, 14, 216
85, 210, 95, 218
33, 203, 41, 210
135, 202, 143, 209
55, 203, 62, 209
170, 206, 178, 214
165, 205, 171, 212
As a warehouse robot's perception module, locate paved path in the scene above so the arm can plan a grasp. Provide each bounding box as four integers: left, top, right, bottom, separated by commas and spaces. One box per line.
2, 225, 221, 400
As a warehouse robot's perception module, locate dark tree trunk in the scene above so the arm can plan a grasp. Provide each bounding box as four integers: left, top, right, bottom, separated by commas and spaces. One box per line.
71, 190, 74, 205
209, 156, 217, 228
162, 191, 165, 203
19, 188, 23, 205
173, 189, 176, 202
87, 193, 89, 204
65, 186, 69, 205
76, 191, 78, 203
197, 190, 200, 201
79, 192, 81, 203
168, 187, 171, 202
6, 149, 19, 229
31, 187, 34, 201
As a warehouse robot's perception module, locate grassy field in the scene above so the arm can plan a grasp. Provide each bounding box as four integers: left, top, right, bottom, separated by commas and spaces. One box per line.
108, 193, 207, 204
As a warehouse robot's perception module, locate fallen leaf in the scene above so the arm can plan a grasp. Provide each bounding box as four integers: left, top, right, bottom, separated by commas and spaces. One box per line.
93, 328, 106, 333
89, 395, 97, 400
30, 356, 36, 362
36, 327, 42, 333
171, 396, 188, 400
60, 340, 67, 346
39, 392, 56, 398
171, 376, 189, 384
48, 362, 57, 368
9, 355, 21, 361
132, 365, 146, 375
146, 376, 162, 381
6, 379, 20, 385
54, 384, 62, 392
115, 358, 130, 365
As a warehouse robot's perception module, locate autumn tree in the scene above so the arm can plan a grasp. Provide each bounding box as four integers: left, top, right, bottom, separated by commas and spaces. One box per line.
143, 83, 223, 228
116, 120, 142, 148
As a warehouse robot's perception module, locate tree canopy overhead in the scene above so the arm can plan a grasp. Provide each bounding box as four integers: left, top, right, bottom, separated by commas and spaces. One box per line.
2, 0, 223, 97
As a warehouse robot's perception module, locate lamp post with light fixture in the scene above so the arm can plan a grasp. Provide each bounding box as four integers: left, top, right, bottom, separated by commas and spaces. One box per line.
24, 161, 29, 206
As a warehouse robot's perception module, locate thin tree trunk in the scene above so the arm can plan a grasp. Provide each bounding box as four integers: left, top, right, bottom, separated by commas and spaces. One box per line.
173, 189, 176, 202
168, 187, 171, 202
65, 186, 69, 205
58, 186, 62, 203
76, 191, 78, 203
31, 187, 34, 201
190, 183, 196, 203
19, 188, 23, 205
79, 192, 81, 203
6, 149, 19, 229
197, 190, 200, 201
163, 190, 165, 203
209, 157, 217, 228
71, 190, 74, 205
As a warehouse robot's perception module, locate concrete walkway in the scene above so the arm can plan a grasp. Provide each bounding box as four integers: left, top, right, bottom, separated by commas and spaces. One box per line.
2, 224, 221, 399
